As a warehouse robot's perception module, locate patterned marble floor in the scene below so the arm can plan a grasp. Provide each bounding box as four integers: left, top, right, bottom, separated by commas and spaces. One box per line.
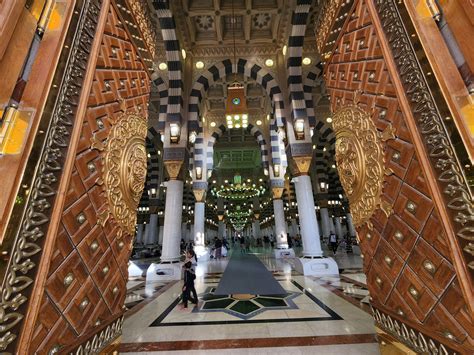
121, 246, 379, 354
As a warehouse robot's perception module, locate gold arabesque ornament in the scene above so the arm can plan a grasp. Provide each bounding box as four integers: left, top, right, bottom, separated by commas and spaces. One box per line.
332, 91, 395, 230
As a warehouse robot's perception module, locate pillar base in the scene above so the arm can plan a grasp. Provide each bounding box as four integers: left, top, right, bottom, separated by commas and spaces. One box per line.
352, 245, 361, 255
274, 248, 295, 259
128, 261, 146, 278
194, 245, 210, 261
146, 262, 182, 281
294, 257, 339, 276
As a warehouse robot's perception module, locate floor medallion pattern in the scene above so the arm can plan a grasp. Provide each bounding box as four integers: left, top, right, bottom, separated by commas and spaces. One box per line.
196, 287, 301, 320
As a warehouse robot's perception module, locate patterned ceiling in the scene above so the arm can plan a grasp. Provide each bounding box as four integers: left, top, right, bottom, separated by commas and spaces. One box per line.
168, 0, 320, 56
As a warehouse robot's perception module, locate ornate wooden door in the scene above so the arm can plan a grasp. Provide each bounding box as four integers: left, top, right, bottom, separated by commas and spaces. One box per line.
0, 0, 155, 353
318, 0, 473, 353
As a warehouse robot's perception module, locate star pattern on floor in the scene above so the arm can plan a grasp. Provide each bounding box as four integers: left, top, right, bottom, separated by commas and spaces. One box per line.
194, 287, 301, 320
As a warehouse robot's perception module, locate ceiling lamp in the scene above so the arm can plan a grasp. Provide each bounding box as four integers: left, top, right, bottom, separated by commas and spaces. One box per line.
326, 117, 333, 123
224, 0, 248, 130
256, 120, 262, 126
265, 58, 274, 67
302, 57, 312, 65
210, 121, 216, 127
282, 45, 287, 55
225, 83, 248, 129
195, 61, 204, 69
181, 49, 187, 59
158, 62, 167, 70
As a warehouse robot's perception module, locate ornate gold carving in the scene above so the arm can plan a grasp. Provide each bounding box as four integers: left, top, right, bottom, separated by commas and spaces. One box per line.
92, 109, 147, 236
164, 160, 183, 180
126, 0, 159, 58
316, 0, 343, 53
193, 189, 206, 203
332, 96, 395, 229
272, 187, 284, 199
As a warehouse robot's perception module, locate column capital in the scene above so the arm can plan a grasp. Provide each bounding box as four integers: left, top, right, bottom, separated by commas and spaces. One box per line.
164, 160, 183, 180
193, 189, 207, 202
271, 187, 284, 199
289, 156, 312, 176
318, 200, 329, 208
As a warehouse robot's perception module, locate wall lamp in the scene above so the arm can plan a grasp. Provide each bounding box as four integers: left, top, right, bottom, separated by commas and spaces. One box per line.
294, 119, 305, 140
170, 123, 181, 143
195, 166, 202, 180
189, 130, 197, 144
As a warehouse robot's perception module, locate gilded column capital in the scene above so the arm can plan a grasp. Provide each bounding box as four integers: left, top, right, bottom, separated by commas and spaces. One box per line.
271, 187, 284, 200
164, 160, 183, 180
193, 189, 207, 203
289, 156, 312, 176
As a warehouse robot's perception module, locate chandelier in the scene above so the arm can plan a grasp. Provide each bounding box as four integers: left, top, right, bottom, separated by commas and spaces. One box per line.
211, 182, 265, 200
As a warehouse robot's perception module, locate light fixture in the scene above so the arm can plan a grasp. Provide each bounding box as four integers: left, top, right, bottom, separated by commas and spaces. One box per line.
235, 123, 241, 128
294, 119, 305, 140
189, 131, 197, 143
195, 61, 204, 69
210, 121, 216, 127
282, 45, 287, 55
266, 114, 270, 121
265, 58, 274, 67
302, 57, 312, 65
151, 188, 156, 195
310, 128, 314, 137
170, 123, 181, 143
326, 117, 333, 123
331, 164, 336, 169
181, 49, 187, 59
195, 166, 202, 180
256, 120, 262, 125
158, 62, 167, 70
274, 164, 280, 177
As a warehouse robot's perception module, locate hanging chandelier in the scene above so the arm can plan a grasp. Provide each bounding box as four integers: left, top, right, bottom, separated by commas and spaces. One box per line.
224, 0, 248, 130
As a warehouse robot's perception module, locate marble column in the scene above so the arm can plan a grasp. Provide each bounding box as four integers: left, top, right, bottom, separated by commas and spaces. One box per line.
272, 185, 288, 249
335, 217, 343, 238
143, 223, 150, 245
291, 218, 299, 236
294, 175, 323, 257
147, 214, 159, 245
329, 217, 336, 234
158, 225, 164, 245
346, 213, 356, 237
160, 179, 184, 262
194, 201, 205, 248
252, 220, 261, 239
218, 221, 225, 238
320, 208, 331, 239
136, 224, 144, 245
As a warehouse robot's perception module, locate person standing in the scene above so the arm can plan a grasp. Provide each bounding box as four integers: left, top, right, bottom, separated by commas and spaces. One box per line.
181, 261, 197, 308
329, 231, 338, 255
239, 235, 246, 253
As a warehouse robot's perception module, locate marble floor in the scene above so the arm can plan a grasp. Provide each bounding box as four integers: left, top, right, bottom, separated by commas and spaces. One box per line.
120, 246, 380, 354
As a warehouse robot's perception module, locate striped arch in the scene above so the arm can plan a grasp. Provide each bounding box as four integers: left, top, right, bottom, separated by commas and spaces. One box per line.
303, 65, 343, 196
153, 0, 183, 124
140, 132, 161, 208
286, 0, 312, 122
303, 61, 325, 127
188, 58, 286, 131
151, 76, 168, 133
188, 58, 287, 170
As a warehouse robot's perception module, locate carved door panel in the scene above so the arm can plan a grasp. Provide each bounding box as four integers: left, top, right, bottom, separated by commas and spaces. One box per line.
321, 0, 473, 353
1, 1, 153, 353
